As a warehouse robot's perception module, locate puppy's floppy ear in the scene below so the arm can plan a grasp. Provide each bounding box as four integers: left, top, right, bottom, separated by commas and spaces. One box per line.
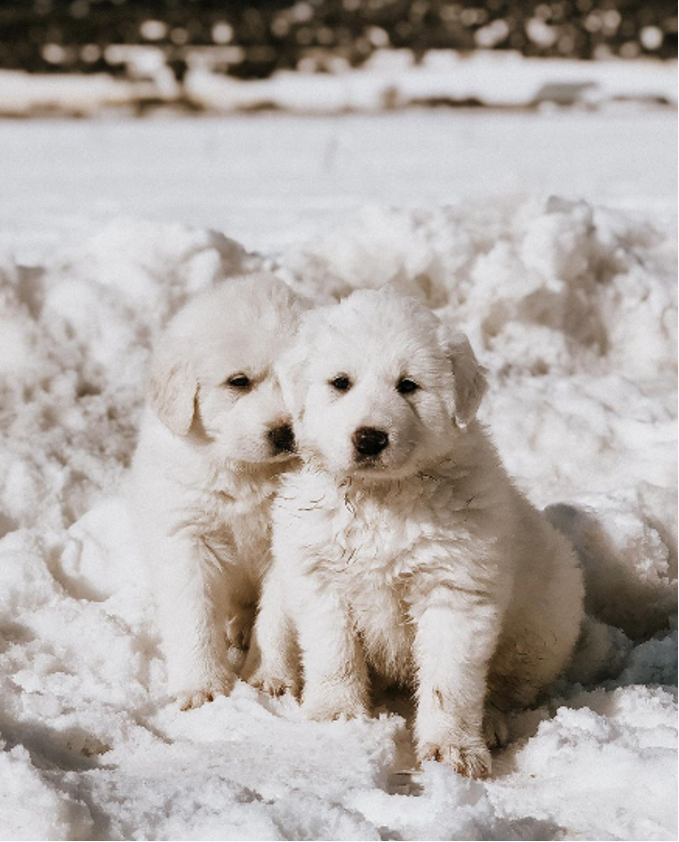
275, 338, 309, 420
147, 340, 198, 436
439, 325, 488, 428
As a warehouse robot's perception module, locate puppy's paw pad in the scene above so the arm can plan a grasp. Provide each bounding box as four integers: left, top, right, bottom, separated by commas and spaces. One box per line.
178, 689, 215, 711
303, 695, 368, 722
176, 674, 235, 710
419, 742, 492, 779
249, 672, 298, 698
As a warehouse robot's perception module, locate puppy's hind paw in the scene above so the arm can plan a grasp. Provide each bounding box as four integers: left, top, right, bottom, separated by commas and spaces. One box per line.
226, 610, 255, 651
483, 703, 509, 749
419, 741, 492, 779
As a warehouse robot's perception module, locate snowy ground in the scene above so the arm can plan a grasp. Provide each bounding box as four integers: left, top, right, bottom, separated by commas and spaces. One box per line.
0, 110, 676, 840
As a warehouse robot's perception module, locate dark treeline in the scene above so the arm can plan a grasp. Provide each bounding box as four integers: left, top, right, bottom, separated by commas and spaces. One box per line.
0, 0, 676, 79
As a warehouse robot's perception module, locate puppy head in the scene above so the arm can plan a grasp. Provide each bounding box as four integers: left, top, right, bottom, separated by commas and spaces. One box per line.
149, 274, 305, 464
278, 289, 486, 479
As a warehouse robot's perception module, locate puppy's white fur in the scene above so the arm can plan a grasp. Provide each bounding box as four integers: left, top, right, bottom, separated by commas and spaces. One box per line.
130, 274, 304, 710
251, 289, 584, 777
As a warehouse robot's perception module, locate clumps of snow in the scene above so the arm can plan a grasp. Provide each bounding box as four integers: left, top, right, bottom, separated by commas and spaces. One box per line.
491, 685, 678, 841
0, 196, 676, 839
0, 744, 95, 840
279, 196, 676, 380
350, 763, 560, 840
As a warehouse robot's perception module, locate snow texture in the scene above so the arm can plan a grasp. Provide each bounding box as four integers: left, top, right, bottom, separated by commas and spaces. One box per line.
0, 116, 676, 840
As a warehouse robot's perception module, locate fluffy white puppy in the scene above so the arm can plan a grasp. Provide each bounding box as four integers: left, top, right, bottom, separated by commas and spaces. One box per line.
251, 288, 585, 778
131, 274, 305, 710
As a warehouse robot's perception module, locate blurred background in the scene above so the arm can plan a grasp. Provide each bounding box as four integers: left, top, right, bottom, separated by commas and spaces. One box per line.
0, 1, 675, 261
0, 0, 676, 116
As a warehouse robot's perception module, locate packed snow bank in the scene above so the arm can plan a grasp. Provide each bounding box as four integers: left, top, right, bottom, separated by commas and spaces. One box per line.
1, 52, 676, 117
187, 52, 678, 114
0, 71, 153, 119
0, 196, 676, 840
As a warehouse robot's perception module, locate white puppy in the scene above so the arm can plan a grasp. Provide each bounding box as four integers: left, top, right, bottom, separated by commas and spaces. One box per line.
131, 274, 305, 710
251, 289, 585, 778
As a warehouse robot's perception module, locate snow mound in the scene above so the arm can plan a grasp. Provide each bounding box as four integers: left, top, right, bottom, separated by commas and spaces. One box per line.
0, 197, 676, 840
280, 196, 676, 379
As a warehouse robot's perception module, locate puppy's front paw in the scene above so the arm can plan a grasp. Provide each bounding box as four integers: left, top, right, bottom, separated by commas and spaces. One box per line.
302, 687, 368, 721
176, 671, 236, 711
249, 669, 299, 699
419, 741, 492, 779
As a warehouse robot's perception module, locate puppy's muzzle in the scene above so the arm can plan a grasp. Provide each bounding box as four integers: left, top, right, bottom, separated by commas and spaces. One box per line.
268, 423, 296, 455
353, 427, 389, 458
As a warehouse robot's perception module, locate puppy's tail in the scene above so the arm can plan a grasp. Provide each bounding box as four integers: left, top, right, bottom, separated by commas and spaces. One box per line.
566, 615, 632, 686
545, 490, 677, 642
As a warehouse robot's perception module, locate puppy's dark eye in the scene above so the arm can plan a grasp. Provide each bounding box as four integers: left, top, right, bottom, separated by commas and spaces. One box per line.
226, 375, 251, 390
330, 375, 352, 392
397, 378, 420, 395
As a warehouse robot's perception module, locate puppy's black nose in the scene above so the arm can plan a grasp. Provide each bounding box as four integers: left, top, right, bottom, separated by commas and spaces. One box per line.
353, 427, 389, 457
268, 423, 295, 454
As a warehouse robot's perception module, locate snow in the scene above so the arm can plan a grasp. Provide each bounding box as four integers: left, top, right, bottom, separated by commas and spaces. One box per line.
1, 52, 676, 117
0, 109, 676, 840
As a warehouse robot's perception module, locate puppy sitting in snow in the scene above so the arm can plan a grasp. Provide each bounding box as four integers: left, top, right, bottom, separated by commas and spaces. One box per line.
250, 289, 585, 778
131, 274, 305, 710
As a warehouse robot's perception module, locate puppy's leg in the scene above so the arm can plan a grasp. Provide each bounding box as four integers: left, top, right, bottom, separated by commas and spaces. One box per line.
413, 586, 499, 778
155, 534, 235, 710
296, 578, 369, 721
244, 570, 299, 698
